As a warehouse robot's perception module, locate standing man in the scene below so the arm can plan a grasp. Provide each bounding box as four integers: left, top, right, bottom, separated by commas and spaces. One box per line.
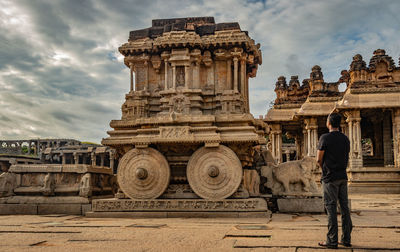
317, 113, 352, 249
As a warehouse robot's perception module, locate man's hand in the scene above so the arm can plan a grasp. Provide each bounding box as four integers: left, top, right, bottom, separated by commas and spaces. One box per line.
317, 150, 325, 168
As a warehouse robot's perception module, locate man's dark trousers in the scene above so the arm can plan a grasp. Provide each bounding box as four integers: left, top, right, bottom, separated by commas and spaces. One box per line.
323, 179, 352, 246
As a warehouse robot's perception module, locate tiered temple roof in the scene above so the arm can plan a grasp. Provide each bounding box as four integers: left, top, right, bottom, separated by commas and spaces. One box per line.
266, 49, 400, 122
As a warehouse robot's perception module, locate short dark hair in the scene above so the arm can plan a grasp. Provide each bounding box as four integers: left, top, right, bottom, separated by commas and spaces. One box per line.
328, 113, 341, 128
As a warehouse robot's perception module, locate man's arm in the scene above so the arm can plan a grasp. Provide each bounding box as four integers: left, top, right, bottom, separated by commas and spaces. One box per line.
317, 150, 325, 168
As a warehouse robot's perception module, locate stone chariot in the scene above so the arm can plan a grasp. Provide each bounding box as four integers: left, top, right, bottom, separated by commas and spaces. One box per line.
102, 17, 267, 202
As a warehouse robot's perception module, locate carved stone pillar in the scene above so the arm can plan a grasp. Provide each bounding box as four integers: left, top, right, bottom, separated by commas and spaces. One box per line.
302, 128, 308, 159
100, 153, 105, 167
233, 57, 238, 93
305, 118, 318, 157
285, 152, 290, 162
184, 65, 190, 88
345, 110, 363, 169
61, 152, 66, 165
91, 152, 96, 167
269, 124, 282, 164
193, 60, 200, 89
392, 109, 400, 168
109, 151, 115, 170
134, 65, 139, 91
172, 65, 176, 89
73, 152, 79, 165
383, 111, 394, 166
226, 59, 232, 90
129, 63, 134, 92
164, 60, 168, 90
340, 117, 348, 137
240, 57, 246, 94
207, 62, 214, 86
144, 60, 149, 91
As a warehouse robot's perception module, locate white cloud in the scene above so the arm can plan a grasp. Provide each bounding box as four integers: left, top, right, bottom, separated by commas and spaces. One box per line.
0, 0, 399, 142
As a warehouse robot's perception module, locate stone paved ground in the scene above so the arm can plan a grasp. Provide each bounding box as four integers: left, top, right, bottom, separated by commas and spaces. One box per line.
0, 194, 399, 252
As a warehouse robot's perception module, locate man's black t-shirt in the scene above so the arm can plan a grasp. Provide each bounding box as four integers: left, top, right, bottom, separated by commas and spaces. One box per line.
318, 131, 350, 183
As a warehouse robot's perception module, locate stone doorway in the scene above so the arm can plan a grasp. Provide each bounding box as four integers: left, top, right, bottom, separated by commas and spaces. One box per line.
361, 109, 394, 167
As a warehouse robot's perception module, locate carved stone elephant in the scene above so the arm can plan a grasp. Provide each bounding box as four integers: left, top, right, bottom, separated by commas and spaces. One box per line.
0, 172, 17, 197
273, 156, 319, 193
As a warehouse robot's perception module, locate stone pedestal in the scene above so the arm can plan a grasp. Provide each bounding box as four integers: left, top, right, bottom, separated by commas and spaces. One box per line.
348, 166, 400, 193
277, 197, 324, 213
0, 163, 115, 215
0, 196, 93, 215
276, 197, 351, 213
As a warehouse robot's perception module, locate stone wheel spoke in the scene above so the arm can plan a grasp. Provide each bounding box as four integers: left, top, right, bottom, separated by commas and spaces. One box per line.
186, 145, 242, 200
117, 148, 170, 199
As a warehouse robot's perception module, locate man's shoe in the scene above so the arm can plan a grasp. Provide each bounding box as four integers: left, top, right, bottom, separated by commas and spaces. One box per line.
318, 241, 338, 249
339, 242, 352, 247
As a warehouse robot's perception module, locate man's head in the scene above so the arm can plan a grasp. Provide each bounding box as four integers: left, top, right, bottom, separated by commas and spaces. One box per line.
326, 113, 341, 131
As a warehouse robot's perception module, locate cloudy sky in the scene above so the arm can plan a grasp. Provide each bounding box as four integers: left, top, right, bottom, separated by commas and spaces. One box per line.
1, 0, 400, 143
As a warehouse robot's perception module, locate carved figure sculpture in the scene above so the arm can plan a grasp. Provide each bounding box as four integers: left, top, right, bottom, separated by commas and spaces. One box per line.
79, 173, 92, 197
41, 173, 55, 196
0, 172, 17, 197
274, 157, 319, 193
261, 154, 320, 195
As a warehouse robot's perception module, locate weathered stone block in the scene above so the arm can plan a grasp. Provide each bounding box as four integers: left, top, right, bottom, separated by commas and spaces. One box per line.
0, 204, 37, 215
38, 203, 82, 215
81, 204, 92, 215
277, 197, 352, 213
277, 198, 325, 213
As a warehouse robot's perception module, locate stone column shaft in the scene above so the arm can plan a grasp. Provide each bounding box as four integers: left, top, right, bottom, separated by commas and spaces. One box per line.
345, 110, 363, 169
270, 124, 282, 164
134, 66, 138, 91
73, 152, 79, 165
91, 152, 96, 167
172, 66, 176, 89
184, 65, 189, 88
193, 61, 200, 89
130, 63, 134, 92
233, 57, 238, 92
303, 129, 308, 159
393, 109, 400, 168
305, 118, 318, 157
144, 61, 149, 91
240, 58, 246, 93
109, 151, 115, 170
207, 63, 214, 86
226, 59, 232, 90
164, 61, 168, 90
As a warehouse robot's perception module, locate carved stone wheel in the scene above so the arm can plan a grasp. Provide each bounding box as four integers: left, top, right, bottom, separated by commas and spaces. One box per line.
117, 148, 170, 199
186, 145, 242, 200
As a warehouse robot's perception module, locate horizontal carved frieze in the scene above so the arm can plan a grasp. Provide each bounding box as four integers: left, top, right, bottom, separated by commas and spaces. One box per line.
92, 198, 268, 212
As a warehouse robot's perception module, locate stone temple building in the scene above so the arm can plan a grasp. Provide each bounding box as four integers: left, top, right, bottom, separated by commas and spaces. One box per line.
265, 49, 400, 193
